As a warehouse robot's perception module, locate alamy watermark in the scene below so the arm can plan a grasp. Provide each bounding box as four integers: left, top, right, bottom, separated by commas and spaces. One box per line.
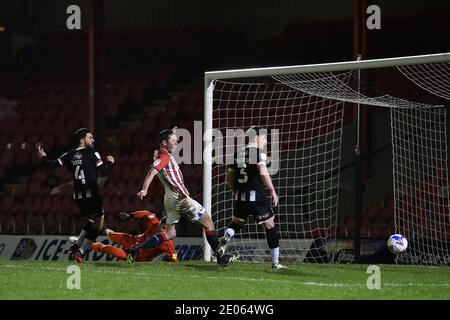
171, 122, 280, 175
366, 5, 381, 30
66, 265, 81, 289
366, 265, 381, 290
66, 5, 81, 30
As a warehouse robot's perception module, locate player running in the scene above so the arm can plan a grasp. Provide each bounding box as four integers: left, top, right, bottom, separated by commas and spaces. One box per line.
38, 128, 114, 263
220, 126, 286, 269
128, 127, 238, 266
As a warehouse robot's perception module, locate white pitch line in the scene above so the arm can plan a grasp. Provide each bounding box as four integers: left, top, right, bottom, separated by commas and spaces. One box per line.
2, 263, 450, 289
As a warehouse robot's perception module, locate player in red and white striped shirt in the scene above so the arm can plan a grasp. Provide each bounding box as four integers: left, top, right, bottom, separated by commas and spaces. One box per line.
129, 128, 237, 266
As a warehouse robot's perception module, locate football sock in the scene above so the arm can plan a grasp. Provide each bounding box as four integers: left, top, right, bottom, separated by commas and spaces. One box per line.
271, 247, 280, 264
139, 231, 167, 250
80, 238, 94, 255
75, 229, 87, 247
205, 230, 220, 252
265, 228, 280, 263
224, 228, 235, 239
265, 228, 279, 248
224, 222, 242, 239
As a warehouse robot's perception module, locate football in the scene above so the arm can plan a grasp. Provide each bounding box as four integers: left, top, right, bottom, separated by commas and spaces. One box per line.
387, 234, 408, 254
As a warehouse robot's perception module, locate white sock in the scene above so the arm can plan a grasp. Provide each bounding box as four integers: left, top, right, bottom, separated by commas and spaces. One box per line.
224, 228, 235, 239
76, 230, 87, 247
80, 239, 94, 254
271, 247, 280, 264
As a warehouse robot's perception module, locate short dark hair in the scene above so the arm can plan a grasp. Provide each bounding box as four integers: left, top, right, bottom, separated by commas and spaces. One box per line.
159, 128, 175, 142
74, 128, 90, 142
246, 126, 267, 140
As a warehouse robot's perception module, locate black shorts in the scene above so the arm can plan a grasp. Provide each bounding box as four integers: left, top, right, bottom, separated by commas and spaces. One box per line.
75, 196, 104, 220
233, 198, 274, 224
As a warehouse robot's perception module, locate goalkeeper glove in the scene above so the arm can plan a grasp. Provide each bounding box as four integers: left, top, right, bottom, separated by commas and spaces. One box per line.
118, 212, 133, 221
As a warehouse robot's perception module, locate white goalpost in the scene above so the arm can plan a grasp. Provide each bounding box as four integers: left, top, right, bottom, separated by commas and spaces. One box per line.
203, 53, 450, 266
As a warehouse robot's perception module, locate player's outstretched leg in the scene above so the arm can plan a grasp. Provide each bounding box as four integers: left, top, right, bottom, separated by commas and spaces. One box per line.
127, 245, 139, 264
217, 252, 240, 267
205, 228, 238, 267
68, 236, 85, 264
91, 242, 128, 260
265, 227, 286, 269
216, 236, 229, 257
218, 221, 243, 256
198, 213, 239, 267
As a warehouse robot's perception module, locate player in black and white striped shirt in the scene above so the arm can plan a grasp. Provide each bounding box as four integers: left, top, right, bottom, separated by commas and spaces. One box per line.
221, 126, 286, 269
38, 128, 115, 263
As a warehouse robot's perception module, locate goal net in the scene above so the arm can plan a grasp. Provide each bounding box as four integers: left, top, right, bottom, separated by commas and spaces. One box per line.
204, 53, 450, 266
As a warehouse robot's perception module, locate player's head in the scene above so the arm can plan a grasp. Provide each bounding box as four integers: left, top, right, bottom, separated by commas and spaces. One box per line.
246, 126, 267, 149
159, 127, 178, 153
74, 128, 94, 148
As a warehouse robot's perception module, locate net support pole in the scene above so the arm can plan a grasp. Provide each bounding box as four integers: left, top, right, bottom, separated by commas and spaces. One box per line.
203, 78, 214, 261
354, 55, 362, 263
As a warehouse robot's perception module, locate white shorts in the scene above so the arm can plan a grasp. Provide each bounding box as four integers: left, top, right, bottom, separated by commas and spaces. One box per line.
164, 195, 206, 224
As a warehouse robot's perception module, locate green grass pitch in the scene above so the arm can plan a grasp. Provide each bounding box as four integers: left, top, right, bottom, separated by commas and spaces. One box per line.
1, 259, 449, 300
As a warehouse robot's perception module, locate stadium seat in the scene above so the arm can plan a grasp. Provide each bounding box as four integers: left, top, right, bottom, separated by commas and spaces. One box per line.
44, 212, 59, 234
343, 215, 354, 237
27, 216, 45, 235
1, 147, 14, 166
0, 213, 16, 234
335, 225, 346, 238
0, 165, 6, 180
14, 217, 27, 235
59, 216, 75, 235
27, 180, 42, 196
370, 224, 390, 239
1, 193, 16, 213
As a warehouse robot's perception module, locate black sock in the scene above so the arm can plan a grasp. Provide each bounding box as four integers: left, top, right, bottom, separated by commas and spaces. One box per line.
205, 230, 220, 252
265, 228, 279, 249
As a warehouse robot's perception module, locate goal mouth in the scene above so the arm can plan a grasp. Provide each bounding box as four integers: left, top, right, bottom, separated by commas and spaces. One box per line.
204, 53, 450, 266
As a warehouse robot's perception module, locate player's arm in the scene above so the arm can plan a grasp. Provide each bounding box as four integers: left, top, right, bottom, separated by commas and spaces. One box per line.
257, 162, 279, 206
118, 210, 157, 222
137, 153, 169, 200
137, 167, 159, 200
132, 210, 158, 224
93, 150, 115, 176
37, 145, 63, 169
97, 158, 114, 176
226, 166, 236, 192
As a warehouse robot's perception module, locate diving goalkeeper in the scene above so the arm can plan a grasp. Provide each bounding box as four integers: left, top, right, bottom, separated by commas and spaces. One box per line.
71, 210, 177, 262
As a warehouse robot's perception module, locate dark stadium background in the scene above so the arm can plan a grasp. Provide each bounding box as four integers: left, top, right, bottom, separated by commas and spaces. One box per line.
0, 0, 449, 243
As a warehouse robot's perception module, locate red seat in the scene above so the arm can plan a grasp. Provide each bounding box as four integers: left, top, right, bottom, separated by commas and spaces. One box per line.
44, 213, 59, 234
1, 193, 16, 213
58, 216, 75, 235
28, 180, 42, 196
0, 212, 16, 234
27, 216, 45, 235
1, 148, 14, 166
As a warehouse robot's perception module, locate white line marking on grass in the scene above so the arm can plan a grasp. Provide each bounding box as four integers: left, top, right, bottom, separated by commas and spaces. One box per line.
384, 282, 450, 287
3, 263, 450, 289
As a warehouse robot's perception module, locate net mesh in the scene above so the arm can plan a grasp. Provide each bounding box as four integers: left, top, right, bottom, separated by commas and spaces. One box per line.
391, 106, 450, 265
212, 80, 345, 263
398, 62, 450, 101
209, 58, 450, 265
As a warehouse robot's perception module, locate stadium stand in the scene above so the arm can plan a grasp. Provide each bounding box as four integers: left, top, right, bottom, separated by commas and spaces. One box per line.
0, 14, 448, 237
